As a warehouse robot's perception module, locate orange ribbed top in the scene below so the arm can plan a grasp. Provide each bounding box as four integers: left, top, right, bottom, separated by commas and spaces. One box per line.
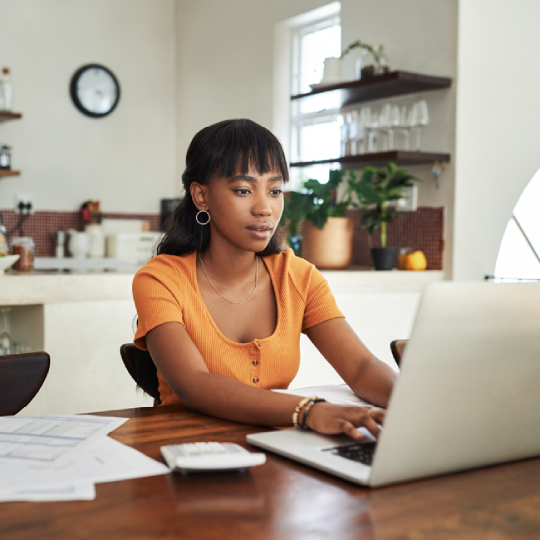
132, 248, 344, 405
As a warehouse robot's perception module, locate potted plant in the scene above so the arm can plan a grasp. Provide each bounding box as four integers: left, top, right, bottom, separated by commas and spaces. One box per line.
281, 170, 353, 269
341, 39, 388, 78
346, 163, 419, 270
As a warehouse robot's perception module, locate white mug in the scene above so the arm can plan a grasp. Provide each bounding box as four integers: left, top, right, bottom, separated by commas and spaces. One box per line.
68, 230, 90, 258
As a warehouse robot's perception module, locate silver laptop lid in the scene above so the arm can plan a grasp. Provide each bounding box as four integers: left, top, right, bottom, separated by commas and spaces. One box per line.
370, 282, 540, 486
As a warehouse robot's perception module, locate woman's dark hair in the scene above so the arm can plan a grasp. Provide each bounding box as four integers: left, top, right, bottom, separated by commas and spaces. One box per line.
157, 119, 289, 257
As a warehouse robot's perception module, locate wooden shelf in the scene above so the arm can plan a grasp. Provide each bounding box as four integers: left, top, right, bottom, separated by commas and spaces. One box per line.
0, 170, 20, 177
291, 71, 452, 108
290, 151, 451, 169
0, 111, 22, 121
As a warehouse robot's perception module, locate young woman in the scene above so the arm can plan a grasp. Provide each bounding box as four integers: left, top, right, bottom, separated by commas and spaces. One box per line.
133, 119, 397, 440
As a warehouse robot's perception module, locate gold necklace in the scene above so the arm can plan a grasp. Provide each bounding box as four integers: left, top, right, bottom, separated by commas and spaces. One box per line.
198, 253, 258, 305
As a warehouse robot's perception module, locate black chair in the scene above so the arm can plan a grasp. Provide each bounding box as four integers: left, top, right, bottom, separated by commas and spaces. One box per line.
390, 340, 407, 367
0, 351, 50, 415
120, 344, 161, 406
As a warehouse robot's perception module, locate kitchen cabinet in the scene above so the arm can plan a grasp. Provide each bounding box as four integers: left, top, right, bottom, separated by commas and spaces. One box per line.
290, 70, 452, 169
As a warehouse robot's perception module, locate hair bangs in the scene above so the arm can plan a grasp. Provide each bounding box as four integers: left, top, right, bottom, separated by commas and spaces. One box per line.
210, 119, 289, 182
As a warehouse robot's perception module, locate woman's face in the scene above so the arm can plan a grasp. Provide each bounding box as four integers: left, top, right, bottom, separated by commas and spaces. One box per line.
193, 164, 284, 254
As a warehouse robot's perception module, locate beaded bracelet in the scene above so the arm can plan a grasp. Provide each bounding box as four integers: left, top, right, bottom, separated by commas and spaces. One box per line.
292, 396, 316, 428
299, 398, 327, 431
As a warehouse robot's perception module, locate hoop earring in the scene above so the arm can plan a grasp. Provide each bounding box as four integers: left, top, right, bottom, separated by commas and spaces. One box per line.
196, 209, 211, 226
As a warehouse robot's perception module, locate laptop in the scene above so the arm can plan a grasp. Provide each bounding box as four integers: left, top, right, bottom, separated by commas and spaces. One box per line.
247, 282, 540, 487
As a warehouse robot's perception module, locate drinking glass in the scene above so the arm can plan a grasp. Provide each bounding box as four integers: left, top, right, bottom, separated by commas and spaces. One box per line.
389, 105, 400, 150
357, 107, 372, 154
400, 106, 411, 150
348, 110, 359, 155
339, 114, 348, 157
0, 307, 12, 356
414, 100, 429, 151
367, 109, 379, 153
379, 104, 392, 152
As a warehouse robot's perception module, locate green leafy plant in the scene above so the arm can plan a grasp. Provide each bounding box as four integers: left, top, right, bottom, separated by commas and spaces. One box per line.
346, 163, 419, 248
341, 39, 385, 65
280, 170, 351, 254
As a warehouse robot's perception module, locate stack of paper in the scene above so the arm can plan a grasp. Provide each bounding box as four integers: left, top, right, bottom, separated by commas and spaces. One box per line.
276, 383, 373, 406
0, 415, 170, 502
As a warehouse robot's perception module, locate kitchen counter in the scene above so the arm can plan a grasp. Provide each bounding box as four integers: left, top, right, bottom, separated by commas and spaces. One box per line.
1, 268, 444, 415
1, 272, 136, 304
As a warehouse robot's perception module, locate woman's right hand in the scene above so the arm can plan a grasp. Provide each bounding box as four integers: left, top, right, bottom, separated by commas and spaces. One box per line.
305, 402, 386, 440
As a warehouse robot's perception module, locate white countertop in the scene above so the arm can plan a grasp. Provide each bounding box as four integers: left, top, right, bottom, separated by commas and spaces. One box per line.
0, 268, 444, 305
0, 272, 136, 304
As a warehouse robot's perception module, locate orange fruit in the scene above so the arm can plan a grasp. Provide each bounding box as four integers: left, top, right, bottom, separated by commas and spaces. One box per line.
404, 251, 427, 271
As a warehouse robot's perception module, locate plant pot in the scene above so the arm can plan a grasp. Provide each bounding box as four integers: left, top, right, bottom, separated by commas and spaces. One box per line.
371, 247, 397, 271
301, 217, 353, 269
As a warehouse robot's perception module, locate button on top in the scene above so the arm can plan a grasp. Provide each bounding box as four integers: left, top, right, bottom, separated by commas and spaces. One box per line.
252, 360, 258, 366
253, 377, 259, 383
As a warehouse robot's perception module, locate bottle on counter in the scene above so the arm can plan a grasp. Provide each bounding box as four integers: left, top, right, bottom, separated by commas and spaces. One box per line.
10, 236, 35, 271
0, 67, 13, 111
54, 230, 66, 258
0, 213, 7, 253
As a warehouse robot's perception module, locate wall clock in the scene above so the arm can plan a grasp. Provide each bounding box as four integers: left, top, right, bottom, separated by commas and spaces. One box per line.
70, 64, 121, 118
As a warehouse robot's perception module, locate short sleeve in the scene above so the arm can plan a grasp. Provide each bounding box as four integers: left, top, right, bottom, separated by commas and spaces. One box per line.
133, 261, 185, 350
301, 267, 344, 331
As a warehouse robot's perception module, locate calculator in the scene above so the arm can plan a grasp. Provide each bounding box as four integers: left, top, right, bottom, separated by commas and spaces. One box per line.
161, 442, 266, 473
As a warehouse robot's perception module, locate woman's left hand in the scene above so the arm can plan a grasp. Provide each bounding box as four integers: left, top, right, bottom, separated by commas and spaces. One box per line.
304, 402, 386, 440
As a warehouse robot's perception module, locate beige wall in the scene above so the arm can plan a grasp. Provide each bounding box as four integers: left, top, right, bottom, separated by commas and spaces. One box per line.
0, 0, 177, 213
454, 0, 540, 280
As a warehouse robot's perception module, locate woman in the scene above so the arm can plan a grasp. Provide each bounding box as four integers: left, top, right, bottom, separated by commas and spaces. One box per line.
133, 119, 397, 440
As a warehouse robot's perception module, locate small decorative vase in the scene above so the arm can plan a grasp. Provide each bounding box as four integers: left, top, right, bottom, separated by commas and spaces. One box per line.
85, 224, 105, 258
302, 217, 353, 269
371, 247, 398, 271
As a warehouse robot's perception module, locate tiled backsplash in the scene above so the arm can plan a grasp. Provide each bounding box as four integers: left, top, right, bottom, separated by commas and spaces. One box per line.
0, 210, 160, 257
0, 207, 444, 269
348, 207, 444, 270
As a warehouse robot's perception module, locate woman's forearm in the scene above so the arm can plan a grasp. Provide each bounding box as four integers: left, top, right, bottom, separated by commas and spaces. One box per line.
176, 371, 304, 426
350, 357, 397, 408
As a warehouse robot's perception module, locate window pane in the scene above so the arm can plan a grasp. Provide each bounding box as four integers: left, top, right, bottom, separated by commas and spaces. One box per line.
513, 168, 540, 259
299, 24, 341, 94
494, 219, 540, 280
299, 121, 340, 162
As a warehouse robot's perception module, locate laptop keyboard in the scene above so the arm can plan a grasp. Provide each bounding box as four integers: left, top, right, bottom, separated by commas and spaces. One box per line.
323, 441, 377, 466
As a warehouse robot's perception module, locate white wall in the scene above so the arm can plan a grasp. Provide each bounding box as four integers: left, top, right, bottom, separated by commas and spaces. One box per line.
0, 0, 177, 213
176, 0, 458, 273
453, 0, 540, 280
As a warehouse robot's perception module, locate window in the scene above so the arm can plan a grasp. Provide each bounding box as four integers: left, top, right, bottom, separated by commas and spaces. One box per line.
290, 12, 341, 187
494, 168, 540, 281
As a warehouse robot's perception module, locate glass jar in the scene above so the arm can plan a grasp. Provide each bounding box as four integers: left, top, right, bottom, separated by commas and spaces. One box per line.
10, 236, 35, 271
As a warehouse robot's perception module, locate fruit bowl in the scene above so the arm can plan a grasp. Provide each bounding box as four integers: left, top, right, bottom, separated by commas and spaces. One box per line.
0, 254, 20, 274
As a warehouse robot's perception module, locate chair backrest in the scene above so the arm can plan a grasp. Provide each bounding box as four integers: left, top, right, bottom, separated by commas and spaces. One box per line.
120, 344, 161, 405
0, 351, 50, 416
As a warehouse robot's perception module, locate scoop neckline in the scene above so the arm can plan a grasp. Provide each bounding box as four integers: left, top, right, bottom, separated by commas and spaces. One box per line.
189, 251, 281, 347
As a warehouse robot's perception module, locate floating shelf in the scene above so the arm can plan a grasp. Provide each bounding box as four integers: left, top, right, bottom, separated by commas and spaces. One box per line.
291, 71, 452, 108
0, 170, 21, 177
290, 151, 451, 169
0, 111, 23, 121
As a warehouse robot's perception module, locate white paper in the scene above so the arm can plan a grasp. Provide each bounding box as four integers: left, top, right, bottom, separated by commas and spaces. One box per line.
0, 483, 96, 502
57, 436, 170, 484
275, 383, 373, 407
0, 436, 169, 498
0, 415, 127, 464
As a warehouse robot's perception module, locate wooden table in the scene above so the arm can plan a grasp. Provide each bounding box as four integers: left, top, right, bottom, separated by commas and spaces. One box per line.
2, 405, 540, 540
